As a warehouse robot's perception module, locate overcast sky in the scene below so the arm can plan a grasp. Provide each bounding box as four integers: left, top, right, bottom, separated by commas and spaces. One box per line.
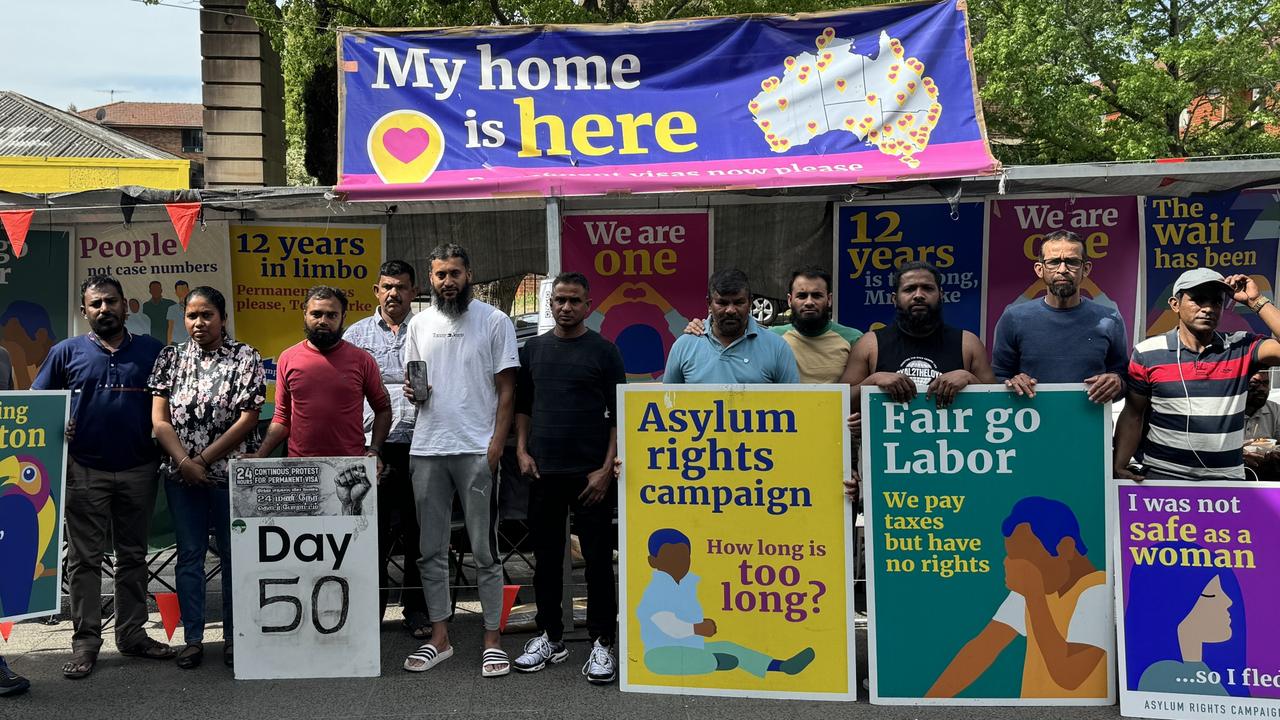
0, 0, 203, 111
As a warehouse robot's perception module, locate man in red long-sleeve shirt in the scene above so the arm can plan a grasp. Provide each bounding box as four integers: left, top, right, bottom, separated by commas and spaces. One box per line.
254, 286, 392, 461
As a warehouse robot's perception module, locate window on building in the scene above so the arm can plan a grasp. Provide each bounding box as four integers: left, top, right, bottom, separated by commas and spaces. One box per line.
182, 128, 204, 153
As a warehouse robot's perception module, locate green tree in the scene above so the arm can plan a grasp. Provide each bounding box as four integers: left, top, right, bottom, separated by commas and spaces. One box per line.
969, 0, 1280, 163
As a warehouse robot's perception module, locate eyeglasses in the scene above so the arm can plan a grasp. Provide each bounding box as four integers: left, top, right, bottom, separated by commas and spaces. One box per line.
1040, 258, 1084, 270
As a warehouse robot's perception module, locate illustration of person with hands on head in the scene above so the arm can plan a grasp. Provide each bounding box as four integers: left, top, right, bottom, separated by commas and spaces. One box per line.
1125, 541, 1249, 697
0, 302, 57, 388
927, 497, 1110, 699
636, 528, 815, 678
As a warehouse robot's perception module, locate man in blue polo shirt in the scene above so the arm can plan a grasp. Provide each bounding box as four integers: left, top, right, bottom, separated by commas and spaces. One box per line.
664, 269, 799, 384
1115, 268, 1280, 481
33, 275, 173, 678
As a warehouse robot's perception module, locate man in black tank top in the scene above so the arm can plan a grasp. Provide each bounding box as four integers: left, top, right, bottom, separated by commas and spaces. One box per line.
841, 261, 995, 408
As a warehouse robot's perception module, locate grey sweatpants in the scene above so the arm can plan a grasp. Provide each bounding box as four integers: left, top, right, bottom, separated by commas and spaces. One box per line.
410, 454, 504, 630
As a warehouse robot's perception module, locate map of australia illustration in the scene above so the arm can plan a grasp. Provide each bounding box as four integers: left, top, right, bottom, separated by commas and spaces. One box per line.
750, 28, 942, 167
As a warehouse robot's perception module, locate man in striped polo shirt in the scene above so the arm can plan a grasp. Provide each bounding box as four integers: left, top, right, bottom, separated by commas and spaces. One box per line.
1114, 268, 1280, 480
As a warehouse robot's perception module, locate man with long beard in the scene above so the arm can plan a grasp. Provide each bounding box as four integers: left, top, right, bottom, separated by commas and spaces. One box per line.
401, 244, 519, 678
254, 285, 391, 460
841, 261, 995, 407
991, 230, 1128, 402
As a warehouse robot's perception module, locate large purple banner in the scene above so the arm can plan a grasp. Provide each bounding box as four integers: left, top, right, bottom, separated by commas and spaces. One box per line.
1116, 480, 1280, 720
337, 1, 998, 200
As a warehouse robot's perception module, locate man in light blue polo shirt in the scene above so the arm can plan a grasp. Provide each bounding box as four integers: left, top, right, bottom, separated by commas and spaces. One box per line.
664, 269, 799, 384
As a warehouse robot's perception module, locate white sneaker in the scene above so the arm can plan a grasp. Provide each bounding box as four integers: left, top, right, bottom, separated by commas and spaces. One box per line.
582, 639, 617, 684
513, 632, 568, 673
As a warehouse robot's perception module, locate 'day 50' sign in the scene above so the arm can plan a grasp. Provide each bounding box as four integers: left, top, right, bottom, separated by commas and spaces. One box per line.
229, 457, 380, 679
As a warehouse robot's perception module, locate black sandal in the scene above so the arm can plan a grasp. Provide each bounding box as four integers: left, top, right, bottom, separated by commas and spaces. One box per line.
120, 637, 177, 660
223, 642, 234, 668
176, 644, 204, 669
62, 651, 97, 679
402, 610, 431, 640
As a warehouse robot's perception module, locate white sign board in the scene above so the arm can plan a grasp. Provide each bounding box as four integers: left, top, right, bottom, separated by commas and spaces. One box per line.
229, 456, 380, 679
537, 276, 555, 335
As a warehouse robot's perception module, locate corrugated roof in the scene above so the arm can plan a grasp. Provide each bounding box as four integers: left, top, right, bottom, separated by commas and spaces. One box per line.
78, 101, 202, 128
0, 91, 180, 159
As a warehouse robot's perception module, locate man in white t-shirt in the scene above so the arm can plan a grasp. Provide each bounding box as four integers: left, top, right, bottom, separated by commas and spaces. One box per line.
925, 497, 1110, 699
401, 243, 519, 678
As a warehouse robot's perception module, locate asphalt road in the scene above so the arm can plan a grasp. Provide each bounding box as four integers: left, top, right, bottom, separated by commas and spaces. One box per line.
0, 604, 1129, 720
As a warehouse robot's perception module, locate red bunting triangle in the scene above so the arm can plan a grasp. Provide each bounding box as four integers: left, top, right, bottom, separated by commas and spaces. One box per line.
0, 210, 34, 258
499, 584, 520, 632
154, 592, 182, 640
0, 621, 12, 642
164, 202, 201, 251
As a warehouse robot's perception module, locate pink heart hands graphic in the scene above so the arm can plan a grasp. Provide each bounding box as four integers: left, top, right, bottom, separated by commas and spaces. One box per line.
383, 127, 431, 163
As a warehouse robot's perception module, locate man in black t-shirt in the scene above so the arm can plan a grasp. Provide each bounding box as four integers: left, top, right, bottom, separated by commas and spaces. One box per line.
841, 261, 995, 408
513, 272, 627, 684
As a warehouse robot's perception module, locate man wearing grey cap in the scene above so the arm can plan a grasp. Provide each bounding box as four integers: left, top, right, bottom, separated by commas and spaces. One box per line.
1115, 268, 1280, 480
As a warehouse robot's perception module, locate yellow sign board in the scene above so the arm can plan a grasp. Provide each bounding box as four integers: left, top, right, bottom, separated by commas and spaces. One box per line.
228, 224, 384, 400
619, 384, 854, 700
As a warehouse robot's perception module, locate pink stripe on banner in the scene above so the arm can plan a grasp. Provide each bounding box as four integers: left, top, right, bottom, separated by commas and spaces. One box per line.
336, 140, 998, 200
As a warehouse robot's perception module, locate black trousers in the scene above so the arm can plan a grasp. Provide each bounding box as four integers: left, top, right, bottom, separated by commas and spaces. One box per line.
379, 442, 426, 617
529, 472, 617, 643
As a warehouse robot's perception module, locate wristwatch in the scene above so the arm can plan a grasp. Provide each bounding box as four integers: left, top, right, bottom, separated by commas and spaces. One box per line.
1250, 296, 1272, 312
365, 445, 382, 458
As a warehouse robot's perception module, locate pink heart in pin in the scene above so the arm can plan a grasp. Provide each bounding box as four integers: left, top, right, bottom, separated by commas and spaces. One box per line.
383, 128, 431, 164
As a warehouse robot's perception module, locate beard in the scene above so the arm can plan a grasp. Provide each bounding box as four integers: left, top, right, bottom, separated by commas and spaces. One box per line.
432, 282, 473, 318
895, 300, 943, 335
305, 324, 344, 350
1048, 278, 1078, 300
89, 312, 123, 337
792, 306, 831, 335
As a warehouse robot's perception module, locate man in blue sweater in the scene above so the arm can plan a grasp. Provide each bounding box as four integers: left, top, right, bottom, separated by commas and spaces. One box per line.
991, 230, 1128, 402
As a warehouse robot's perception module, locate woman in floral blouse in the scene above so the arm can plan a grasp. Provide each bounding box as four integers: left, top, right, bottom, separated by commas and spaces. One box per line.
148, 286, 265, 670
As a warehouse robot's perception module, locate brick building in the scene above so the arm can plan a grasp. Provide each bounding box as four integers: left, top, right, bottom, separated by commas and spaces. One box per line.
79, 101, 204, 185
1181, 89, 1280, 137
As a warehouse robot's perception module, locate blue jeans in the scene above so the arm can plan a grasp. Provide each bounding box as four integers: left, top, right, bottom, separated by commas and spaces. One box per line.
166, 477, 232, 645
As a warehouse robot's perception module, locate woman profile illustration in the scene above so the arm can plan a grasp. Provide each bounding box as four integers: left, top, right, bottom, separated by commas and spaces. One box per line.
1125, 541, 1249, 698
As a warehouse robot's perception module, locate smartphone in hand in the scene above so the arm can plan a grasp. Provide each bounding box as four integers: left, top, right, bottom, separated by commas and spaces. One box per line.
406, 360, 430, 401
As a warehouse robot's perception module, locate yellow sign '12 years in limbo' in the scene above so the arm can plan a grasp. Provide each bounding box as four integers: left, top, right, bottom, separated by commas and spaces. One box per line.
619, 385, 854, 701
228, 224, 384, 399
